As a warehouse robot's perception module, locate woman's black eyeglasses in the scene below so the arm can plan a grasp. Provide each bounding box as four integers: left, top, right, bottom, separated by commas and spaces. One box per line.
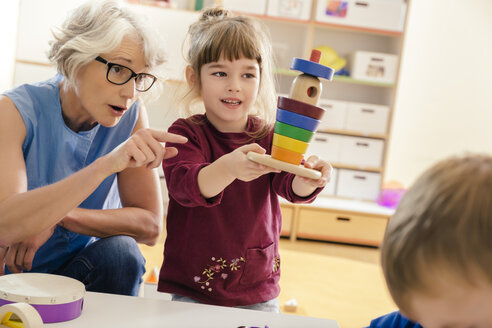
95, 56, 157, 92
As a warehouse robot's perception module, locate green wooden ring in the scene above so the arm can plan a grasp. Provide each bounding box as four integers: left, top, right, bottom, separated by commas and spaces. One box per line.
274, 121, 314, 143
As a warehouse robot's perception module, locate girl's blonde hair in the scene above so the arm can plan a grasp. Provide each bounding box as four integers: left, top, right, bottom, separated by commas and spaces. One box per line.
181, 7, 277, 139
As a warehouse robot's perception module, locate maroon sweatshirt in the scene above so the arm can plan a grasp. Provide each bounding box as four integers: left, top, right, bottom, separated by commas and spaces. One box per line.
158, 115, 321, 306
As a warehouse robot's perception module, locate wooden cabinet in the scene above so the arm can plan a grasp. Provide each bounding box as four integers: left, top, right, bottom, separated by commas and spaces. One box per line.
281, 198, 394, 247
296, 207, 388, 247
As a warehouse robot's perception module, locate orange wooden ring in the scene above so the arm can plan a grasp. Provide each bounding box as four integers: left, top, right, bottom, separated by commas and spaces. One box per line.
271, 145, 304, 165
278, 96, 325, 120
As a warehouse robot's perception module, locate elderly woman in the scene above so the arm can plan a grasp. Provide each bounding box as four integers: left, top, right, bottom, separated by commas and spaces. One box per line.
0, 0, 186, 296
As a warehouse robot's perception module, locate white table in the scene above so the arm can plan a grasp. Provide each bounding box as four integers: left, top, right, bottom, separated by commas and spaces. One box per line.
47, 292, 339, 327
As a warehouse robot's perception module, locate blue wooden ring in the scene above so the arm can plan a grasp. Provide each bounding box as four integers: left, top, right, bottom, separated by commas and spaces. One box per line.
290, 58, 335, 80
276, 108, 320, 132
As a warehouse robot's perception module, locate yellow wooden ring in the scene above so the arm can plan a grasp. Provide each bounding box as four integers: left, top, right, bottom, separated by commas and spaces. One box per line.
271, 145, 304, 165
272, 133, 309, 154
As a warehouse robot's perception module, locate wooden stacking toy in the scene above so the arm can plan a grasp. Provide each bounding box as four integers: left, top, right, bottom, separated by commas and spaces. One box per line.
247, 49, 334, 179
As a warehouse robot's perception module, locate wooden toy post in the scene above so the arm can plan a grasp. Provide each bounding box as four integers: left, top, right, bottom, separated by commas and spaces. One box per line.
247, 50, 334, 179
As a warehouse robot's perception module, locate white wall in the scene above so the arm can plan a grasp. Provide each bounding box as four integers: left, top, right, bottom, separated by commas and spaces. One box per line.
0, 0, 20, 91
385, 0, 492, 187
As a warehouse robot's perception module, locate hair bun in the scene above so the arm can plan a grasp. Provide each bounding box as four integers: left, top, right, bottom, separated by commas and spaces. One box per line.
200, 7, 232, 22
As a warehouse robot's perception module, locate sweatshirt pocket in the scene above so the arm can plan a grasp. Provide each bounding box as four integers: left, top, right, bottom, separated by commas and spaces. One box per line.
239, 243, 276, 286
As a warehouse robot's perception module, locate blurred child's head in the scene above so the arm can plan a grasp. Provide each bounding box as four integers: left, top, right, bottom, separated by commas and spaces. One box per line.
182, 7, 276, 134
381, 154, 492, 328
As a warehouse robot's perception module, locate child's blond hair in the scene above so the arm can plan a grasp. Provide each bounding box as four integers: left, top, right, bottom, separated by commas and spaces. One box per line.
181, 7, 277, 139
382, 154, 492, 313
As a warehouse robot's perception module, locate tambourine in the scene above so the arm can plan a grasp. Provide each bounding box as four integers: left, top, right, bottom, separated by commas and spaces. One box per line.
0, 273, 85, 325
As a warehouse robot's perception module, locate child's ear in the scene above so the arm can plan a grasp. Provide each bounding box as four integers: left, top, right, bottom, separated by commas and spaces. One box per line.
185, 65, 196, 88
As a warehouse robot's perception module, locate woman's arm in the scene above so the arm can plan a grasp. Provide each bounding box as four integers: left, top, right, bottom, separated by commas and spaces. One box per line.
59, 103, 165, 246
0, 96, 114, 246
0, 96, 186, 247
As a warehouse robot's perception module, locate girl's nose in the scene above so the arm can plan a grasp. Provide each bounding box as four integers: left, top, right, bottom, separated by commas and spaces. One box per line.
228, 78, 241, 92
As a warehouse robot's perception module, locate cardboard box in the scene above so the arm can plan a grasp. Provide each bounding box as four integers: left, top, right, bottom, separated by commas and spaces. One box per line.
350, 51, 398, 84
315, 0, 406, 32
267, 0, 313, 21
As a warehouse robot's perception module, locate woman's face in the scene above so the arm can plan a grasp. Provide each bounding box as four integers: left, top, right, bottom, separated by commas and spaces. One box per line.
72, 35, 150, 128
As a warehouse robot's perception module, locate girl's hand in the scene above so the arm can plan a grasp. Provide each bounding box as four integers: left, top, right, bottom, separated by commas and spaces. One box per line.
292, 155, 333, 197
106, 129, 187, 174
297, 155, 333, 187
226, 143, 280, 182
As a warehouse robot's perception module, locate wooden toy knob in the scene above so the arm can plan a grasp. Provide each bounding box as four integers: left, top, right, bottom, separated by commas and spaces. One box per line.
289, 74, 322, 106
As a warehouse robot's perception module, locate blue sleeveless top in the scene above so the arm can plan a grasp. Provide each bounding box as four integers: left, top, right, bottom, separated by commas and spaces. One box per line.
2, 75, 139, 273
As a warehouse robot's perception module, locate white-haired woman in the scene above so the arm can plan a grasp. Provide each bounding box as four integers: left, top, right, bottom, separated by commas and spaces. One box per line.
0, 0, 186, 296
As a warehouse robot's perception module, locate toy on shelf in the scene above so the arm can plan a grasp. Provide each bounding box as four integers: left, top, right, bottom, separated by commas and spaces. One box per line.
314, 45, 347, 73
247, 49, 334, 179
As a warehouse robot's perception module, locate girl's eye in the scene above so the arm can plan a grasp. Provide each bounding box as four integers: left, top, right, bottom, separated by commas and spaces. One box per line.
213, 72, 226, 77
243, 73, 256, 78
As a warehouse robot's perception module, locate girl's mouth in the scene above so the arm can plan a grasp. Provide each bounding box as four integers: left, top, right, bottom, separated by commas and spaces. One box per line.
221, 99, 241, 105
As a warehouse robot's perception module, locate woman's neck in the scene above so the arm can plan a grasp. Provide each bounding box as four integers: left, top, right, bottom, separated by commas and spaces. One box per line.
59, 81, 97, 132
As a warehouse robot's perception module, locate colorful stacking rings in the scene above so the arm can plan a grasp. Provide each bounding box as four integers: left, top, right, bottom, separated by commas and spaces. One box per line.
272, 98, 325, 165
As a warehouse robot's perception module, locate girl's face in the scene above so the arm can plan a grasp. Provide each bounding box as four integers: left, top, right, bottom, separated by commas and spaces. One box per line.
199, 55, 260, 133
67, 35, 149, 129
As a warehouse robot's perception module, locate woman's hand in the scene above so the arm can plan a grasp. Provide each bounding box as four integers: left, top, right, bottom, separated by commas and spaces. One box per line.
106, 128, 187, 174
225, 143, 280, 182
3, 225, 56, 273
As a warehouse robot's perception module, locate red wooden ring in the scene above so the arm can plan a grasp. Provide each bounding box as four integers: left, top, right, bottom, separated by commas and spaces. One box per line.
277, 96, 325, 120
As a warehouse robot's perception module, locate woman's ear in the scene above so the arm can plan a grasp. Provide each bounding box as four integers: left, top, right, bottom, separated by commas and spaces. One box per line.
185, 65, 196, 88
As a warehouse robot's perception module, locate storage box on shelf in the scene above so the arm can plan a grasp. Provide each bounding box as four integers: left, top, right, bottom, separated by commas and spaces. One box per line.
267, 0, 313, 21
345, 102, 390, 135
349, 50, 398, 84
315, 0, 407, 32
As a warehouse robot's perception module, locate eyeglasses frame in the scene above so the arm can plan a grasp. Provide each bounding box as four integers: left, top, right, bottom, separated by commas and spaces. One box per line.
94, 56, 157, 92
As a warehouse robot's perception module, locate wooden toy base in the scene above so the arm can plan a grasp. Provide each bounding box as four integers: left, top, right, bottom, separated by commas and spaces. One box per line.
247, 152, 322, 180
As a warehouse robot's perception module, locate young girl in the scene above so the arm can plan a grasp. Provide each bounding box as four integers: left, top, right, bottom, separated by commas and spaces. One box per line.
158, 7, 332, 312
